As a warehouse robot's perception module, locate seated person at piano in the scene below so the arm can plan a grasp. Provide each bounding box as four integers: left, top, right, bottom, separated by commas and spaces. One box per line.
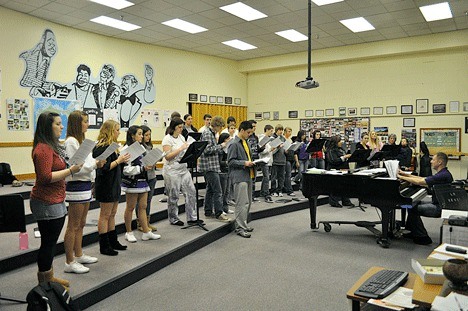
355, 132, 370, 168
397, 152, 453, 245
325, 135, 355, 208
396, 138, 412, 170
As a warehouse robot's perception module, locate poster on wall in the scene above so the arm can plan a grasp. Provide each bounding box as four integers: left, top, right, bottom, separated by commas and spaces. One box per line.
7, 98, 30, 131
300, 117, 369, 146
373, 126, 388, 144
34, 97, 81, 139
140, 108, 162, 128
401, 129, 417, 148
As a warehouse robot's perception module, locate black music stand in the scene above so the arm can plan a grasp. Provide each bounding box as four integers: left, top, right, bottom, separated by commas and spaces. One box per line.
187, 132, 202, 141
180, 141, 208, 231
348, 149, 371, 166
306, 138, 326, 154
381, 144, 401, 160
0, 194, 27, 304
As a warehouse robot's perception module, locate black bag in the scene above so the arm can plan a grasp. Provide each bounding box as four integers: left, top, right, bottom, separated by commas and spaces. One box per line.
0, 162, 17, 185
26, 281, 80, 311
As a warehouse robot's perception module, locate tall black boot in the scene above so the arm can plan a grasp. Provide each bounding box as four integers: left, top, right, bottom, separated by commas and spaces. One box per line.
99, 233, 118, 256
108, 230, 127, 250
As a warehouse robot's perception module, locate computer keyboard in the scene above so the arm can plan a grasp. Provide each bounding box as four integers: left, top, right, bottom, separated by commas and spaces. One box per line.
354, 269, 409, 299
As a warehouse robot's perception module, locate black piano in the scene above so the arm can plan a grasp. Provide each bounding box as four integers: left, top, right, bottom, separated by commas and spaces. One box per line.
301, 170, 427, 248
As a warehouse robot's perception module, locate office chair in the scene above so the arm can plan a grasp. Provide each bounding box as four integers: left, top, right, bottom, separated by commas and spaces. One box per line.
0, 194, 27, 304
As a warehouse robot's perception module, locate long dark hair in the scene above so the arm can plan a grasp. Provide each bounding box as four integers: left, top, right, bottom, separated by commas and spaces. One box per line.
126, 125, 141, 146
296, 130, 306, 142
33, 111, 61, 155
327, 135, 341, 150
420, 141, 430, 156
167, 118, 184, 136
312, 130, 321, 140
141, 125, 153, 149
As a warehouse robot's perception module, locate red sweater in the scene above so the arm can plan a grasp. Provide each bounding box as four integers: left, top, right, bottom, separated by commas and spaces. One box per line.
31, 143, 66, 204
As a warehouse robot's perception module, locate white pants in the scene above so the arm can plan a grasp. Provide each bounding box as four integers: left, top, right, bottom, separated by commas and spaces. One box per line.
163, 171, 197, 223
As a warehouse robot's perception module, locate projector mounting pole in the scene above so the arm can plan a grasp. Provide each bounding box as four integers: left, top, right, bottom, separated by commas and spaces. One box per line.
307, 0, 312, 80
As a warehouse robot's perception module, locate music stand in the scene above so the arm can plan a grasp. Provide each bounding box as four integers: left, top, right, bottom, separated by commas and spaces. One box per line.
348, 149, 372, 164
187, 132, 202, 141
0, 194, 27, 304
306, 138, 326, 153
381, 144, 401, 160
180, 141, 208, 231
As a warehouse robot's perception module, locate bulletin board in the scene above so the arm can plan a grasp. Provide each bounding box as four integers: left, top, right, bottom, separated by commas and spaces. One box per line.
420, 128, 461, 158
300, 117, 370, 146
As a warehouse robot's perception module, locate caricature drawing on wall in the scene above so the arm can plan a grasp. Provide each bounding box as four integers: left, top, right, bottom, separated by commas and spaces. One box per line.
118, 64, 155, 129
67, 64, 92, 104
90, 64, 120, 110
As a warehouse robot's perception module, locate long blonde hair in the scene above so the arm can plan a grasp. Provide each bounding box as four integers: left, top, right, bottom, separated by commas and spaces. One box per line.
368, 131, 381, 150
96, 120, 119, 147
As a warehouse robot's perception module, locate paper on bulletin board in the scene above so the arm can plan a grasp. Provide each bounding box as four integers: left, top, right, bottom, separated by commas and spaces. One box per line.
7, 98, 30, 131
140, 108, 162, 128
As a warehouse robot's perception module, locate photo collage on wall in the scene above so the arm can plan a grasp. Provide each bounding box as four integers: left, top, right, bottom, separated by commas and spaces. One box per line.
7, 98, 30, 131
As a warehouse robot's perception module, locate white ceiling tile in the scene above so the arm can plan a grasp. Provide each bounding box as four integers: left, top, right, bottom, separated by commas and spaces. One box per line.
40, 2, 76, 14
1, 1, 37, 13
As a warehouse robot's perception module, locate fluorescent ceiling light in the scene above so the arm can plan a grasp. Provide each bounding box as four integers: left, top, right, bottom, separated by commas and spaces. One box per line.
222, 39, 257, 51
90, 16, 141, 31
220, 2, 267, 21
419, 2, 452, 22
340, 17, 375, 33
311, 0, 344, 6
162, 19, 207, 34
275, 29, 308, 42
89, 0, 134, 10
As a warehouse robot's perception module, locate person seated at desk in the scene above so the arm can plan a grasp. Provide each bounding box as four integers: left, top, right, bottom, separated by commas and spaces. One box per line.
355, 132, 370, 168
387, 133, 397, 146
326, 135, 355, 208
397, 152, 453, 245
368, 131, 383, 152
396, 138, 412, 170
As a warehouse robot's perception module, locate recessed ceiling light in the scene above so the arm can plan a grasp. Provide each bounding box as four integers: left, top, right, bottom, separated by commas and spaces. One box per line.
162, 19, 208, 34
90, 16, 141, 31
220, 2, 267, 21
222, 39, 257, 51
311, 0, 344, 6
419, 2, 453, 22
275, 30, 308, 42
340, 17, 375, 33
89, 0, 134, 10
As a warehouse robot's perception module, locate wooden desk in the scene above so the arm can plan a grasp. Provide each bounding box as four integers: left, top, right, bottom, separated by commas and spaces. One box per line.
347, 266, 441, 311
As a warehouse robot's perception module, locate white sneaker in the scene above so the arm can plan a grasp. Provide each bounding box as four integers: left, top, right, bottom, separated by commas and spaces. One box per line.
141, 231, 161, 241
75, 254, 98, 264
271, 193, 279, 197
227, 209, 235, 214
278, 192, 284, 197
64, 261, 89, 274
125, 232, 137, 243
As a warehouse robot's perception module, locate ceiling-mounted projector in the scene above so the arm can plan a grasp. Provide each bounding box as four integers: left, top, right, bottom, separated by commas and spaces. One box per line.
296, 78, 319, 89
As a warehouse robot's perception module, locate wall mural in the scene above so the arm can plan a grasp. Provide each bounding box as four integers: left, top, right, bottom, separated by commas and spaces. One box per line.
19, 29, 156, 129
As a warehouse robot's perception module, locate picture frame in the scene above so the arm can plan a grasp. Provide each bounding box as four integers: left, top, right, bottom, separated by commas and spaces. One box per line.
263, 112, 270, 120
433, 103, 446, 113
325, 108, 334, 116
225, 97, 232, 105
305, 110, 313, 117
216, 96, 223, 104
464, 102, 468, 112
234, 98, 241, 105
373, 107, 383, 115
209, 96, 216, 103
403, 118, 415, 127
449, 101, 459, 113
254, 112, 262, 120
420, 128, 461, 159
200, 95, 207, 102
386, 106, 397, 115
316, 110, 324, 117
288, 111, 298, 118
401, 105, 413, 114
273, 111, 279, 120
348, 107, 357, 116
416, 99, 428, 114
360, 107, 370, 115
339, 107, 346, 116
188, 93, 198, 102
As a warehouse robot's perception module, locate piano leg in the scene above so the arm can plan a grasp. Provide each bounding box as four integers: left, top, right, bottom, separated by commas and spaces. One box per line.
377, 207, 392, 248
309, 196, 318, 230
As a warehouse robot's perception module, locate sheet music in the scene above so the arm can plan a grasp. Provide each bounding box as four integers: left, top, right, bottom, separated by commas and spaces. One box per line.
142, 148, 164, 166
68, 139, 96, 165
253, 157, 269, 165
187, 136, 196, 145
95, 142, 120, 161
258, 135, 273, 147
287, 142, 302, 152
120, 141, 146, 163
384, 160, 399, 179
282, 140, 292, 151
269, 137, 283, 148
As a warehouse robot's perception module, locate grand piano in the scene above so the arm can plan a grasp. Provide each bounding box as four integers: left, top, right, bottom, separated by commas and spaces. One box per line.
301, 169, 427, 248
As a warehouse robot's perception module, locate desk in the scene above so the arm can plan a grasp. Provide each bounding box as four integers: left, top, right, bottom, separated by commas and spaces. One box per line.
347, 266, 442, 311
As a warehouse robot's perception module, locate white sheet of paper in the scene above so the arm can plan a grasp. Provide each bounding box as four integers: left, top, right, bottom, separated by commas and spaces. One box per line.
186, 136, 196, 145
121, 141, 146, 163
68, 139, 96, 165
282, 140, 292, 151
381, 287, 416, 309
258, 135, 273, 147
95, 142, 120, 161
269, 137, 283, 148
142, 148, 164, 166
253, 157, 269, 164
287, 141, 302, 152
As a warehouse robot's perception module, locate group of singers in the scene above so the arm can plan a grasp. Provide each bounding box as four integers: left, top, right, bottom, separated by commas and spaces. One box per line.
29, 109, 451, 290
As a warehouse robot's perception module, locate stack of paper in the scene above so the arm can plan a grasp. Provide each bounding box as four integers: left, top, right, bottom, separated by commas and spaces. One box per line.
68, 139, 96, 165
432, 292, 468, 311
95, 142, 120, 161
120, 141, 146, 163
142, 148, 164, 166
305, 168, 326, 174
384, 160, 399, 179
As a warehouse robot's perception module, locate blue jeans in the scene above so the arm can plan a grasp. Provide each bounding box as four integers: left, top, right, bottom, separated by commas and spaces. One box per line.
283, 161, 294, 193
406, 197, 440, 237
310, 158, 325, 169
203, 171, 224, 217
271, 164, 285, 194
260, 165, 271, 197
219, 172, 229, 213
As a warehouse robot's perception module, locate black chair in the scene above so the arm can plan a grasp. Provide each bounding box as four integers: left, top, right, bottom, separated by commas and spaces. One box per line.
0, 194, 27, 304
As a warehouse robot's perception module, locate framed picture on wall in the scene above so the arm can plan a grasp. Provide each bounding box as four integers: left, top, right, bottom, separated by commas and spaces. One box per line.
225, 97, 232, 104
449, 101, 459, 112
305, 110, 313, 117
360, 107, 370, 115
386, 106, 397, 115
464, 102, 468, 112
263, 112, 270, 120
316, 110, 324, 117
433, 104, 446, 113
373, 107, 383, 115
254, 112, 262, 120
325, 108, 334, 116
403, 118, 415, 127
416, 99, 428, 114
401, 105, 413, 114
273, 111, 279, 120
288, 111, 298, 118
188, 93, 198, 102
348, 107, 357, 116
209, 96, 216, 103
339, 107, 346, 116
234, 98, 241, 105
200, 95, 207, 102
216, 96, 223, 104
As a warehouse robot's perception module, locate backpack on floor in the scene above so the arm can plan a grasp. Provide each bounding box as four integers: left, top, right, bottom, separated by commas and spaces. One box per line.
26, 281, 80, 311
0, 162, 17, 185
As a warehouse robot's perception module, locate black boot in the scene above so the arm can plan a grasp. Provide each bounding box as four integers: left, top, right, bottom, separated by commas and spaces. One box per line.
108, 230, 127, 250
99, 233, 118, 256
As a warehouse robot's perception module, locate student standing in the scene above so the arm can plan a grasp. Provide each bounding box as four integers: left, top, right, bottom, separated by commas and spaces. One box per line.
293, 130, 308, 185
218, 133, 233, 214
283, 126, 295, 196
270, 124, 286, 197
228, 121, 255, 238
309, 130, 325, 169
181, 114, 197, 139
63, 111, 105, 274
31, 111, 82, 288
258, 125, 275, 203
93, 120, 131, 256
122, 125, 161, 242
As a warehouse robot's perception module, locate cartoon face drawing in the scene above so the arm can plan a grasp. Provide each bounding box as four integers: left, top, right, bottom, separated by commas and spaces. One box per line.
76, 69, 90, 88
42, 30, 57, 57
120, 75, 137, 96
